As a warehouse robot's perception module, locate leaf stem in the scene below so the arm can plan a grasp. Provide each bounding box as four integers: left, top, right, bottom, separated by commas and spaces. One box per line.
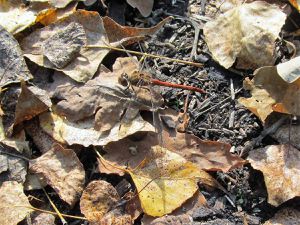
85, 45, 203, 68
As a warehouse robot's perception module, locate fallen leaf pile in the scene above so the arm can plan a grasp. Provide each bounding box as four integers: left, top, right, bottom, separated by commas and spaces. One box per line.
1, 0, 300, 224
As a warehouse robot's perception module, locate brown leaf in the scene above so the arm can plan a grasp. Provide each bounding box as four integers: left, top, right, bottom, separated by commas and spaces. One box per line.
263, 208, 300, 225
14, 81, 52, 126
238, 65, 300, 122
203, 1, 286, 69
0, 143, 28, 184
39, 111, 154, 147
31, 0, 76, 8
29, 143, 85, 206
24, 118, 59, 154
103, 16, 171, 44
142, 215, 193, 225
53, 57, 161, 133
0, 25, 32, 87
0, 181, 33, 225
126, 0, 154, 17
21, 10, 109, 82
100, 119, 245, 175
27, 212, 56, 225
248, 145, 300, 206
42, 22, 86, 69
271, 123, 300, 150
80, 180, 132, 225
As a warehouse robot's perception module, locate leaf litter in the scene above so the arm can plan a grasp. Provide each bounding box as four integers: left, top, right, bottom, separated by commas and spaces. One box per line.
1, 0, 300, 224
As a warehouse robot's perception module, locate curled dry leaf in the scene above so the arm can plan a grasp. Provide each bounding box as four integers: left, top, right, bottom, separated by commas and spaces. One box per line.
100, 145, 217, 217
238, 62, 300, 122
80, 180, 132, 224
21, 10, 109, 82
103, 16, 172, 45
248, 145, 300, 206
126, 0, 154, 17
0, 181, 33, 225
29, 143, 85, 206
263, 207, 300, 225
0, 25, 32, 87
0, 0, 51, 34
39, 111, 154, 147
203, 1, 286, 69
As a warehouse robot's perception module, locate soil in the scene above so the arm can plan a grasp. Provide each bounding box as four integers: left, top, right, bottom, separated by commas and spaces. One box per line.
19, 0, 300, 224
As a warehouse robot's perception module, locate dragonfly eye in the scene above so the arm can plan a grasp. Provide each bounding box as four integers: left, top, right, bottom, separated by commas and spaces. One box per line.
118, 73, 129, 86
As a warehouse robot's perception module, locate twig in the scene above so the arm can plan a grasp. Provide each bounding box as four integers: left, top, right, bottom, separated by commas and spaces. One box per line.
42, 187, 67, 225
195, 88, 242, 120
16, 205, 87, 220
239, 116, 288, 157
85, 45, 203, 68
0, 149, 30, 161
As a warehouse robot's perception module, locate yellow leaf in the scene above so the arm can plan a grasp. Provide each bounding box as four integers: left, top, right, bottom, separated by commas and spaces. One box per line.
289, 0, 300, 11
126, 146, 213, 217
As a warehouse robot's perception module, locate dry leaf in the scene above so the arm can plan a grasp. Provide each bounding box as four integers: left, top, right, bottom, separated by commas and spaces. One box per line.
101, 145, 217, 217
36, 2, 77, 26
143, 215, 192, 225
100, 123, 245, 175
263, 208, 300, 225
0, 181, 33, 225
28, 212, 56, 225
289, 0, 300, 11
0, 25, 32, 87
0, 0, 51, 34
21, 10, 109, 82
80, 180, 120, 223
128, 146, 212, 217
103, 16, 172, 44
53, 57, 162, 133
42, 22, 87, 69
31, 0, 76, 8
24, 173, 47, 191
271, 123, 300, 150
24, 118, 58, 154
14, 81, 52, 126
277, 56, 300, 83
39, 111, 154, 147
99, 209, 132, 225
126, 0, 154, 17
29, 143, 85, 206
0, 143, 28, 184
238, 64, 300, 122
0, 117, 30, 153
142, 191, 207, 224
248, 145, 300, 206
203, 1, 286, 69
